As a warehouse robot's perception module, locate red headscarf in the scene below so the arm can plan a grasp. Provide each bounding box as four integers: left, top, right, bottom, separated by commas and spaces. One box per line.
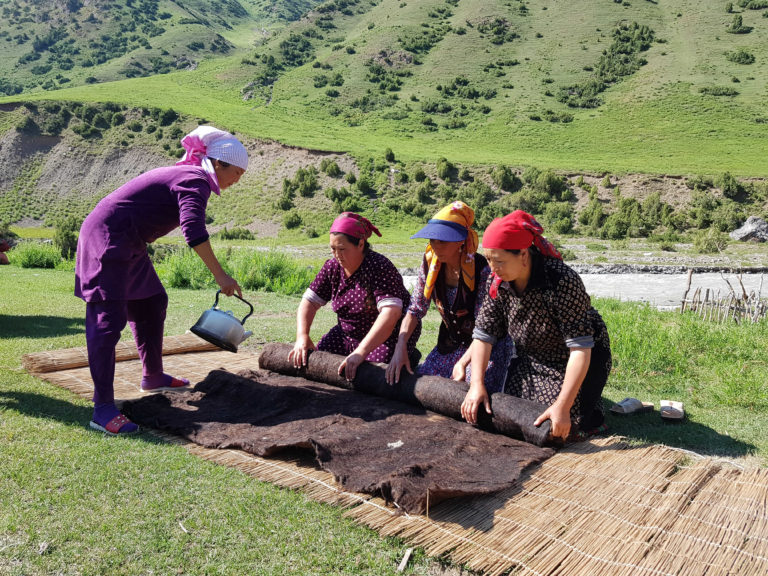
329, 212, 381, 240
482, 210, 562, 298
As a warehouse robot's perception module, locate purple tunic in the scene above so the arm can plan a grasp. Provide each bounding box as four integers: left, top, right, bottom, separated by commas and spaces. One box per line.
305, 250, 418, 362
75, 165, 213, 302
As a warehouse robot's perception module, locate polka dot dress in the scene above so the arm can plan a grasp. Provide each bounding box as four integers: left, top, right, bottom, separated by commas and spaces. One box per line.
309, 250, 419, 362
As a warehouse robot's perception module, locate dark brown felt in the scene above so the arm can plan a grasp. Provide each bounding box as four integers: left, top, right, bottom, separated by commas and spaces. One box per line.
122, 369, 553, 514
258, 342, 552, 446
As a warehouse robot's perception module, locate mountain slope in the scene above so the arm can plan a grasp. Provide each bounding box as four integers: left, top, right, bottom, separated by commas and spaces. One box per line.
1, 0, 768, 175
0, 0, 325, 94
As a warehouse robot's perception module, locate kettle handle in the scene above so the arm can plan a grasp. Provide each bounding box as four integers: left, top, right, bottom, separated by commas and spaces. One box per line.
213, 290, 254, 325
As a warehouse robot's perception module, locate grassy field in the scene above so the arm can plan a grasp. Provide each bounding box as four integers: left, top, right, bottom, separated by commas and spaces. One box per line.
2, 246, 768, 573
4, 0, 768, 175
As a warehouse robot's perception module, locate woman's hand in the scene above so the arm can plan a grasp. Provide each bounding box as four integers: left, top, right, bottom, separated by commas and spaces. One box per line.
339, 350, 365, 381
534, 402, 572, 441
288, 335, 315, 368
451, 352, 471, 382
385, 343, 412, 384
215, 272, 242, 298
460, 384, 491, 425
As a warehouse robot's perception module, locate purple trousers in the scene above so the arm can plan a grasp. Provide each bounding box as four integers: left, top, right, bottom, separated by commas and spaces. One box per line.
85, 291, 168, 405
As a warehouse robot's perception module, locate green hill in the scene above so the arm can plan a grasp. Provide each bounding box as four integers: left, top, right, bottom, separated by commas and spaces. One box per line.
0, 0, 324, 94
2, 0, 767, 175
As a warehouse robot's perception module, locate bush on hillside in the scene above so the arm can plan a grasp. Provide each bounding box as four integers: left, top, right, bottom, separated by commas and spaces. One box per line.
436, 157, 453, 180
716, 172, 742, 198
218, 227, 254, 240
543, 202, 574, 234
491, 164, 519, 191
283, 211, 302, 229
727, 15, 753, 33
320, 159, 342, 177
726, 48, 756, 64
534, 169, 567, 198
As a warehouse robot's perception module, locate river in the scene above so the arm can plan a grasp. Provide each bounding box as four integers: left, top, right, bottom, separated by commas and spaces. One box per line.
403, 272, 767, 310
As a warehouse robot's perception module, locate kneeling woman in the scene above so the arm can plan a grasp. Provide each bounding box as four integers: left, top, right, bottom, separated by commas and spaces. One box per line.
385, 201, 514, 390
289, 212, 419, 380
461, 211, 612, 441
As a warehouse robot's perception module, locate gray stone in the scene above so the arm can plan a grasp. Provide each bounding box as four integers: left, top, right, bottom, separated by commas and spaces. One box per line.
730, 216, 768, 242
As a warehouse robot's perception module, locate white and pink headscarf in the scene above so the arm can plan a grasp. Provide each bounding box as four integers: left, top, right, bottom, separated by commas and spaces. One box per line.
176, 126, 248, 195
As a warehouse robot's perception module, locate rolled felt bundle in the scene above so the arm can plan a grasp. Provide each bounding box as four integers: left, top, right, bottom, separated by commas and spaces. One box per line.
258, 342, 552, 446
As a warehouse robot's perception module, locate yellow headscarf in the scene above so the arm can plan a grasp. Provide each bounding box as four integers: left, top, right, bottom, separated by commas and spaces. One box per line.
421, 201, 479, 300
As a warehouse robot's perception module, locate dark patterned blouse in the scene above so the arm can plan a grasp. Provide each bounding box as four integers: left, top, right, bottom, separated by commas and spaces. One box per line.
473, 256, 611, 426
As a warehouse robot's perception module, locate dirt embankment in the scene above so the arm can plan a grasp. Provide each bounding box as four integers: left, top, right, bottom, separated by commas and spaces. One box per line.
0, 122, 748, 244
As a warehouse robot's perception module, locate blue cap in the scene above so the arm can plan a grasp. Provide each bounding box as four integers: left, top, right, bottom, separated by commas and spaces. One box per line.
410, 219, 468, 242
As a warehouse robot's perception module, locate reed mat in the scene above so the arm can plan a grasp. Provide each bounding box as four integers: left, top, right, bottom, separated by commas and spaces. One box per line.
23, 338, 768, 576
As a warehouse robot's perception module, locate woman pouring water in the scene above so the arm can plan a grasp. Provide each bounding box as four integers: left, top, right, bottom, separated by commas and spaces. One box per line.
75, 126, 248, 436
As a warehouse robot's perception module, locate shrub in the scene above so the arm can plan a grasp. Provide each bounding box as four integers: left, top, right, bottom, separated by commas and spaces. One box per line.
492, 164, 518, 191
385, 147, 395, 162
727, 15, 752, 33
699, 85, 739, 96
283, 211, 302, 229
218, 227, 254, 240
436, 157, 453, 179
320, 159, 342, 177
345, 172, 357, 184
12, 242, 61, 269
53, 216, 79, 259
413, 167, 427, 182
16, 116, 38, 134
543, 202, 574, 234
535, 169, 567, 198
716, 172, 742, 198
693, 229, 729, 254
726, 48, 755, 64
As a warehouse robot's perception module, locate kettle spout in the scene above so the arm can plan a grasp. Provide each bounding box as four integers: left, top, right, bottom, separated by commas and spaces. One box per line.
240, 330, 253, 344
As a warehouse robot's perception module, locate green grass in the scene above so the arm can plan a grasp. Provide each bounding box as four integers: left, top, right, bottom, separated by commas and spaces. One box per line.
2, 247, 768, 573
0, 265, 444, 576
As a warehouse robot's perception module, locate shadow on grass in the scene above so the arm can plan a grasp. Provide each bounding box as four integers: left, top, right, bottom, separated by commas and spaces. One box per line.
0, 390, 166, 445
0, 314, 83, 338
604, 405, 756, 459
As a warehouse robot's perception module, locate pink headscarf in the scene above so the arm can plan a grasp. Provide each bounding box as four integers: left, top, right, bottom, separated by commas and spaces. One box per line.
329, 212, 381, 240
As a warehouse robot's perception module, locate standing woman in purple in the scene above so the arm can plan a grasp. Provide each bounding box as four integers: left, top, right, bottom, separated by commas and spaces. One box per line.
75, 126, 248, 436
288, 212, 420, 381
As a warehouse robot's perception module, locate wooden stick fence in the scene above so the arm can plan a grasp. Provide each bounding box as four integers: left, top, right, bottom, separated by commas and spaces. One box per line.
680, 270, 767, 323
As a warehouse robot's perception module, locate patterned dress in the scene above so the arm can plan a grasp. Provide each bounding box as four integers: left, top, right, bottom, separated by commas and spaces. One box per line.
473, 256, 612, 429
304, 250, 420, 362
407, 259, 515, 393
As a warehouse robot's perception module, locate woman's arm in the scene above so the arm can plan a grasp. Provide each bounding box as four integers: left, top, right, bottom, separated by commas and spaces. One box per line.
289, 297, 321, 367
534, 347, 591, 440
385, 311, 420, 384
192, 240, 241, 297
460, 339, 492, 425
339, 305, 401, 380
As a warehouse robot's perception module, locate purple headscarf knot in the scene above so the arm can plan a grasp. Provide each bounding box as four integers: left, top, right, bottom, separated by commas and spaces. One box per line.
329, 212, 381, 240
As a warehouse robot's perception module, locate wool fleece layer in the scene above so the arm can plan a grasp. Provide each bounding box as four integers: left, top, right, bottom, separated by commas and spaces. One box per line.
122, 366, 553, 514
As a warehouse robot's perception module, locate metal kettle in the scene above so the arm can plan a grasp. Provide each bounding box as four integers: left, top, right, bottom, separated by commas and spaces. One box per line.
190, 290, 254, 352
